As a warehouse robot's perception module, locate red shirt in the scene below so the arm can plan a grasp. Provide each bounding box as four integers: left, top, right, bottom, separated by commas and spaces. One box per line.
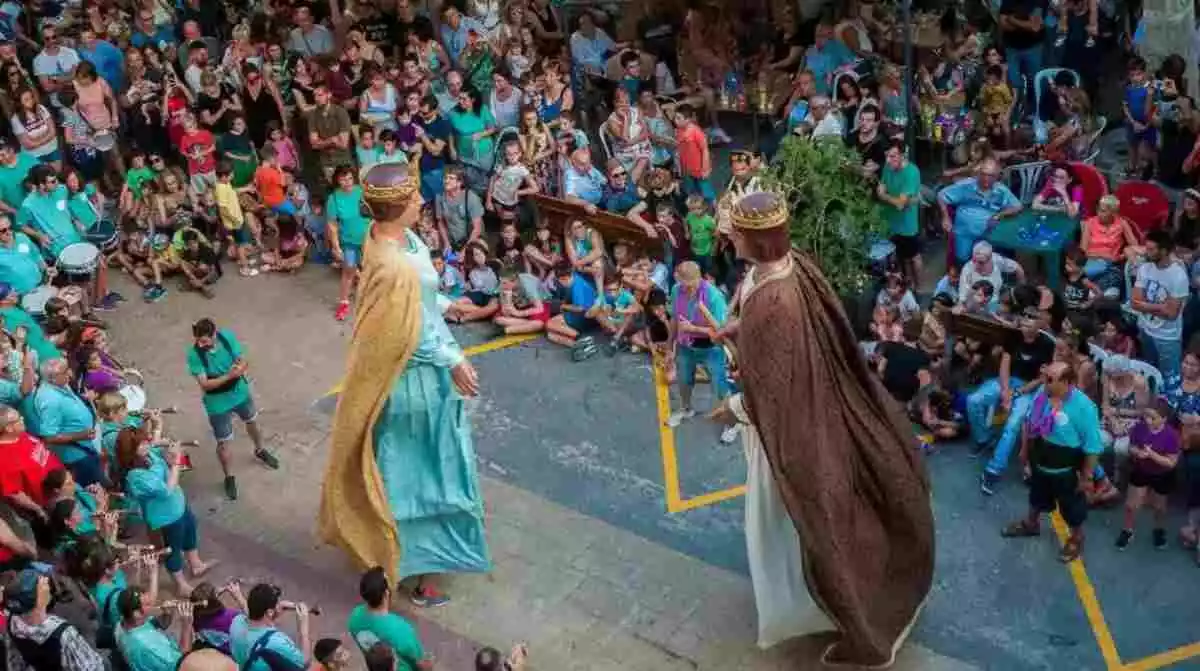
254, 165, 286, 208
0, 433, 63, 506
179, 129, 217, 176
676, 122, 708, 178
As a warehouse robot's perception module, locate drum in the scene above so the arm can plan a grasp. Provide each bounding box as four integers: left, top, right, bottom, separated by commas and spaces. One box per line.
85, 219, 119, 253
867, 240, 897, 277
118, 384, 147, 413
19, 286, 57, 317
56, 242, 101, 283
93, 130, 115, 152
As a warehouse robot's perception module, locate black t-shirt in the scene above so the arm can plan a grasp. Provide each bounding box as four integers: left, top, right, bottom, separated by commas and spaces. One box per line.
1062, 276, 1090, 310
1006, 333, 1056, 382
771, 28, 804, 65
390, 15, 434, 55
849, 132, 886, 167
355, 13, 391, 45
1177, 213, 1200, 250
1157, 105, 1196, 189
878, 342, 930, 402
1000, 0, 1047, 51
182, 243, 218, 267
196, 85, 238, 133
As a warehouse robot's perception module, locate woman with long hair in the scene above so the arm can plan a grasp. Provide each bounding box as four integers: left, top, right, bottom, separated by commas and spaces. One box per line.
72, 61, 124, 178
447, 86, 498, 192
10, 87, 60, 168
517, 105, 555, 192
115, 425, 214, 595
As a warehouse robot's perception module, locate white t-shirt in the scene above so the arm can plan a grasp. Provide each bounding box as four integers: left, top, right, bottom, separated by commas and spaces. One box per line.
490, 164, 531, 207
958, 254, 1020, 304
1135, 260, 1190, 341
33, 47, 79, 106
11, 105, 58, 156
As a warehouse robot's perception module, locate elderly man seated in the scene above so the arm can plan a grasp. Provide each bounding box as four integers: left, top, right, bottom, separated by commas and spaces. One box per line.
30, 358, 105, 488
938, 158, 1024, 264
563, 148, 608, 213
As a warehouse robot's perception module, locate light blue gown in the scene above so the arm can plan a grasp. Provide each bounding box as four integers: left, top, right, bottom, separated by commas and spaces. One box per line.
372, 229, 491, 579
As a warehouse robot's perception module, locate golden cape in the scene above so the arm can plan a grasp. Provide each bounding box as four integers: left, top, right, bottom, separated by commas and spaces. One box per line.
317, 232, 422, 584
737, 251, 935, 668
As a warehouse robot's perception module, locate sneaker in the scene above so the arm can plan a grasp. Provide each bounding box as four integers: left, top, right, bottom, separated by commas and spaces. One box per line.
980, 471, 1000, 496
666, 408, 696, 427
148, 285, 167, 303
254, 449, 280, 470
1153, 527, 1168, 550
94, 295, 120, 312
719, 424, 740, 444
105, 291, 126, 303
1115, 529, 1133, 550
223, 475, 238, 501
411, 585, 450, 608
334, 301, 350, 321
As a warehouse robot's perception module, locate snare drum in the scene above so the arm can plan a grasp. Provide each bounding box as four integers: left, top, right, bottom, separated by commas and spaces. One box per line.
867, 240, 897, 277
85, 219, 119, 253
19, 285, 57, 317
57, 242, 101, 282
118, 384, 147, 413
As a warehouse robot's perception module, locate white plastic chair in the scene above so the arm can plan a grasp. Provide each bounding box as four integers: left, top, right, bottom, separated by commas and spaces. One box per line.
1087, 343, 1110, 365
1002, 160, 1052, 204
597, 122, 614, 163
1127, 358, 1165, 395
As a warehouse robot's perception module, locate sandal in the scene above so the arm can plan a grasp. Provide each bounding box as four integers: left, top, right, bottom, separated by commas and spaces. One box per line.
1001, 519, 1042, 538
1059, 535, 1084, 563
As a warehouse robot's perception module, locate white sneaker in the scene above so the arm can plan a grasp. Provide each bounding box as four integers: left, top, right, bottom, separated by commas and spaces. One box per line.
719, 425, 740, 444
666, 408, 696, 427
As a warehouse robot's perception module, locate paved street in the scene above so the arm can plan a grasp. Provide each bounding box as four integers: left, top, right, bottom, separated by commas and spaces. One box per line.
101, 266, 1200, 670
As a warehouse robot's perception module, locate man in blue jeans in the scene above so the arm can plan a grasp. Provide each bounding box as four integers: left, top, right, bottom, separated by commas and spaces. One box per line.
666, 261, 738, 443
970, 310, 1057, 495
999, 0, 1046, 113
1132, 230, 1190, 384
187, 318, 279, 501
938, 159, 1023, 263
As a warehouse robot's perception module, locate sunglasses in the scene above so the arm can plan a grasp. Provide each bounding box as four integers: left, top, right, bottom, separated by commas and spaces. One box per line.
610, 171, 626, 178
0, 227, 12, 234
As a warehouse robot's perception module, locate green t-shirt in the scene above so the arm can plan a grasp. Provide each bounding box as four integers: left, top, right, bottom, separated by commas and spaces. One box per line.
346, 605, 424, 671
881, 162, 921, 237
185, 328, 252, 416
125, 167, 156, 200
67, 184, 100, 230
0, 152, 39, 211
325, 187, 371, 247
685, 213, 717, 256
0, 305, 61, 362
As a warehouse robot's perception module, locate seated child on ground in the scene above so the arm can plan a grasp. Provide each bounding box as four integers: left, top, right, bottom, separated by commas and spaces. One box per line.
494, 270, 549, 335
451, 241, 501, 322
876, 273, 920, 323
433, 251, 463, 300
546, 262, 603, 348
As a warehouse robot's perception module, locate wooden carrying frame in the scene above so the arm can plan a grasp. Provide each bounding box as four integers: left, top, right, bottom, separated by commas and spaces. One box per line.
940, 311, 1021, 347
529, 194, 653, 246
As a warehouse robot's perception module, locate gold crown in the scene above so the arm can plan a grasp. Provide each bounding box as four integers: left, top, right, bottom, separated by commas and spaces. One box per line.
362, 164, 420, 205
731, 190, 789, 230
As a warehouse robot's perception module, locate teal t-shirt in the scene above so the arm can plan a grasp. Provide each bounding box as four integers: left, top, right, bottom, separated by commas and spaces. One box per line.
602, 288, 637, 326
881, 162, 921, 237
325, 187, 370, 247
185, 329, 252, 416
30, 382, 98, 463
447, 106, 496, 168
18, 185, 83, 256
119, 620, 183, 671
67, 184, 100, 230
346, 605, 424, 671
0, 306, 61, 362
91, 570, 129, 630
0, 377, 22, 407
101, 415, 143, 461
0, 231, 45, 294
124, 448, 186, 529
0, 152, 39, 211
229, 614, 306, 671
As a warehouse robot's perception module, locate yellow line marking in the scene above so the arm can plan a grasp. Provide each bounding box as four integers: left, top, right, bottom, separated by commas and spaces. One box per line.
1049, 512, 1123, 671
1122, 643, 1200, 671
323, 333, 538, 396
652, 360, 746, 513
653, 362, 685, 513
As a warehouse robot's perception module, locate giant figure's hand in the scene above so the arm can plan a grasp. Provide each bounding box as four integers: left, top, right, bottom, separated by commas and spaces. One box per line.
708, 398, 737, 427
451, 360, 480, 397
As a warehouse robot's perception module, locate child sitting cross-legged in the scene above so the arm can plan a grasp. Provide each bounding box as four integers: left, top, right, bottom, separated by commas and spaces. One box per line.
546, 262, 602, 349
595, 275, 639, 346
261, 214, 308, 273
450, 241, 501, 322
494, 270, 550, 335
432, 250, 463, 301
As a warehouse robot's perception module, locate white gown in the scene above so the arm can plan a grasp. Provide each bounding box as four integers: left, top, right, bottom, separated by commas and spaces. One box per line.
732, 266, 834, 649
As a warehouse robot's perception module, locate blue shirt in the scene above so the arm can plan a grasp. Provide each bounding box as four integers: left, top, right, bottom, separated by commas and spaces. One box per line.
1028, 387, 1103, 473
124, 449, 186, 529
602, 179, 639, 213
18, 185, 82, 257
129, 27, 176, 50
564, 165, 606, 205
0, 231, 45, 294
440, 17, 484, 67
938, 178, 1021, 239
78, 40, 124, 91
569, 29, 616, 71
229, 614, 307, 671
804, 40, 854, 95
558, 274, 599, 330
30, 382, 97, 462
119, 620, 182, 671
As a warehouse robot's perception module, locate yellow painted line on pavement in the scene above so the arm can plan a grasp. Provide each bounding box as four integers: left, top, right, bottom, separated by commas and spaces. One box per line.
323, 333, 538, 397
652, 360, 745, 514
1050, 512, 1123, 671
1122, 642, 1200, 671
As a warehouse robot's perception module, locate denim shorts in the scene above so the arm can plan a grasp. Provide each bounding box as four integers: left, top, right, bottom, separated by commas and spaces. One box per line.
342, 243, 363, 268
231, 225, 253, 246
207, 396, 258, 443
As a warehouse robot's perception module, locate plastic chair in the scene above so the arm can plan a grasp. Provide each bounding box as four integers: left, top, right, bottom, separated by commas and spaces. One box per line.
1114, 181, 1171, 237
1033, 68, 1080, 143
1088, 342, 1110, 365
597, 122, 614, 163
1128, 358, 1165, 396
1002, 160, 1051, 204
1084, 115, 1107, 161
1067, 161, 1109, 217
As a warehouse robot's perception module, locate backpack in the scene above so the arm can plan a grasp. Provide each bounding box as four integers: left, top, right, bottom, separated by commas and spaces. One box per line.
193, 332, 241, 395
7, 618, 72, 671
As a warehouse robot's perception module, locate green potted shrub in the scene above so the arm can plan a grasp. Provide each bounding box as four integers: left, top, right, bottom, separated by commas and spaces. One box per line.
761, 136, 888, 334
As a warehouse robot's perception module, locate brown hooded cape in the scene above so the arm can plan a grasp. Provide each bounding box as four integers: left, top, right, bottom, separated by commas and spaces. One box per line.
737, 251, 935, 668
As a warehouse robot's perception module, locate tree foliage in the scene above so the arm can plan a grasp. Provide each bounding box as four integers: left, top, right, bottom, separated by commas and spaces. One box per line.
762, 136, 888, 295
